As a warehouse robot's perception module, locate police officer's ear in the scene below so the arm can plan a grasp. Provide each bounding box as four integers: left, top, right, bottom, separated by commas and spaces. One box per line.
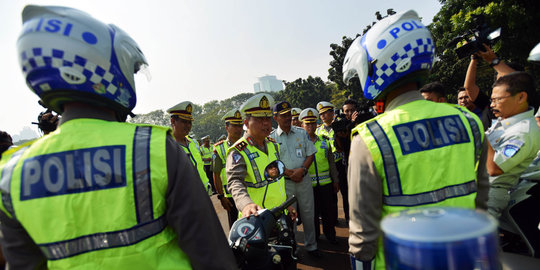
517, 91, 528, 104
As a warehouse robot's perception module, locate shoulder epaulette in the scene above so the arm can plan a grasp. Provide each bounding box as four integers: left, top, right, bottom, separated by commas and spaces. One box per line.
213, 140, 225, 147
234, 140, 248, 151
267, 136, 276, 143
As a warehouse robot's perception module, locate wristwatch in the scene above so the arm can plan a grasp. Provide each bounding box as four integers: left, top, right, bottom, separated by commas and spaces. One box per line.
217, 194, 224, 200
489, 57, 501, 67
301, 166, 308, 176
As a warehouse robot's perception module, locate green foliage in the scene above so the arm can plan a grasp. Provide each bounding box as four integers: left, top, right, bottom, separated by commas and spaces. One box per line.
430, 0, 540, 100
274, 76, 333, 109
129, 93, 256, 142
129, 110, 169, 127
328, 36, 362, 100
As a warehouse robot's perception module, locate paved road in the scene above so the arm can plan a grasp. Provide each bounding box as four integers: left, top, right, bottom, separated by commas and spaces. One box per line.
210, 193, 351, 270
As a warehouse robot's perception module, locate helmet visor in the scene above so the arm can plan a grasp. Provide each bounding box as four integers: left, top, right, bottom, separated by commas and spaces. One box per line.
343, 36, 368, 87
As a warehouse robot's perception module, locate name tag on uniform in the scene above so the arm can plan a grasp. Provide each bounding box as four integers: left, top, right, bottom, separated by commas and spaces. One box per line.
296, 148, 303, 158
247, 152, 259, 160
393, 115, 470, 155
21, 146, 127, 200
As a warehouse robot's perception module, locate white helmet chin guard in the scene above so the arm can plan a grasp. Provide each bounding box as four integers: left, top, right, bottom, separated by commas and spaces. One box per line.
343, 10, 434, 100
18, 5, 148, 119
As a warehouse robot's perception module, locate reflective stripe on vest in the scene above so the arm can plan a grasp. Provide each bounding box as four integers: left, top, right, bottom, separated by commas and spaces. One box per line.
181, 138, 209, 190
310, 137, 332, 186
133, 127, 153, 223
241, 142, 280, 188
366, 108, 480, 207
216, 142, 231, 196
455, 107, 483, 164
36, 126, 166, 260
40, 215, 167, 260
0, 146, 30, 218
366, 121, 402, 196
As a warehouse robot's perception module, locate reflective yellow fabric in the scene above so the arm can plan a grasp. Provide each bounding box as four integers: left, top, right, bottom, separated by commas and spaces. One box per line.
180, 137, 209, 191
351, 100, 483, 270
0, 119, 191, 269
214, 140, 231, 198
200, 145, 213, 166
227, 137, 286, 214
316, 125, 343, 161
309, 136, 332, 187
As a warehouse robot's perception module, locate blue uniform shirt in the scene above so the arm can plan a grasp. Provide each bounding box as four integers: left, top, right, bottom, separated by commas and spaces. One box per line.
270, 126, 316, 170
486, 108, 540, 189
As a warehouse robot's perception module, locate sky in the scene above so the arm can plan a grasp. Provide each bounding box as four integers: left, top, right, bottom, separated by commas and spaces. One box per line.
0, 0, 442, 138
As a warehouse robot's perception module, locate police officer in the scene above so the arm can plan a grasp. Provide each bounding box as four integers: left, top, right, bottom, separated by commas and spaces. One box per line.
0, 5, 235, 269
291, 107, 302, 127
316, 101, 349, 222
213, 109, 242, 228
485, 71, 540, 218
300, 108, 339, 244
226, 94, 297, 220
167, 101, 211, 193
342, 10, 489, 269
200, 135, 216, 194
270, 101, 321, 257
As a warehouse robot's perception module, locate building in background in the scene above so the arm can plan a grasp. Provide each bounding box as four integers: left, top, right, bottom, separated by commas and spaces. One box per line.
254, 75, 284, 93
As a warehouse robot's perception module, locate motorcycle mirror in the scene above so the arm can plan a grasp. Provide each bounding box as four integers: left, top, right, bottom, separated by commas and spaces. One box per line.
264, 160, 285, 181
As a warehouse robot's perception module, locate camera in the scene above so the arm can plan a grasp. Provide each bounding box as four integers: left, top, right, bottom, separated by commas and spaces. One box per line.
448, 14, 501, 59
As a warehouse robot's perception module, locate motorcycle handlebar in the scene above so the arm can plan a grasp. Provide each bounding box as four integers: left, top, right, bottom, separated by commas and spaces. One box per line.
270, 196, 297, 218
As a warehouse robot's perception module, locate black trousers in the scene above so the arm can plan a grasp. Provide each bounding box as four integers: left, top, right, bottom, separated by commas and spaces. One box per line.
335, 161, 349, 222
204, 165, 216, 192
313, 183, 337, 241
226, 197, 239, 229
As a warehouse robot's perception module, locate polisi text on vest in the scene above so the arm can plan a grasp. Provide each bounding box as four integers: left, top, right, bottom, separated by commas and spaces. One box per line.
21, 145, 126, 200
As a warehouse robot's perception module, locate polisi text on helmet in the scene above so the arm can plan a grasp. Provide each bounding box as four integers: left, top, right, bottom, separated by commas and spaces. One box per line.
389, 20, 424, 40
22, 17, 98, 45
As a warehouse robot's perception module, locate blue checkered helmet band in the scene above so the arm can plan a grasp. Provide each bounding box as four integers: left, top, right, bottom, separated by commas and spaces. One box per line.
364, 37, 434, 99
20, 42, 134, 110
343, 10, 434, 101
18, 5, 146, 115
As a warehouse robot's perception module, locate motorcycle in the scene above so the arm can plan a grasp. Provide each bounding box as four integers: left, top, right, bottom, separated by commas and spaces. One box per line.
229, 160, 298, 270
498, 157, 540, 259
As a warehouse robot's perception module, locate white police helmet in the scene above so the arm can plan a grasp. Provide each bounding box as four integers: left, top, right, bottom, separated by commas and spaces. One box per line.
528, 42, 540, 63
18, 5, 148, 120
343, 10, 434, 100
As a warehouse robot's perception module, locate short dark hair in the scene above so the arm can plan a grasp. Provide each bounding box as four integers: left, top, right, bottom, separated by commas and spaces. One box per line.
0, 130, 13, 154
343, 99, 358, 108
457, 87, 466, 93
419, 82, 446, 98
493, 71, 536, 106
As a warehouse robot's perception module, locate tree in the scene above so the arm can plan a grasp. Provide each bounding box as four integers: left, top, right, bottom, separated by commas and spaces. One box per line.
429, 0, 540, 102
274, 76, 333, 109
129, 110, 169, 127
128, 92, 256, 142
